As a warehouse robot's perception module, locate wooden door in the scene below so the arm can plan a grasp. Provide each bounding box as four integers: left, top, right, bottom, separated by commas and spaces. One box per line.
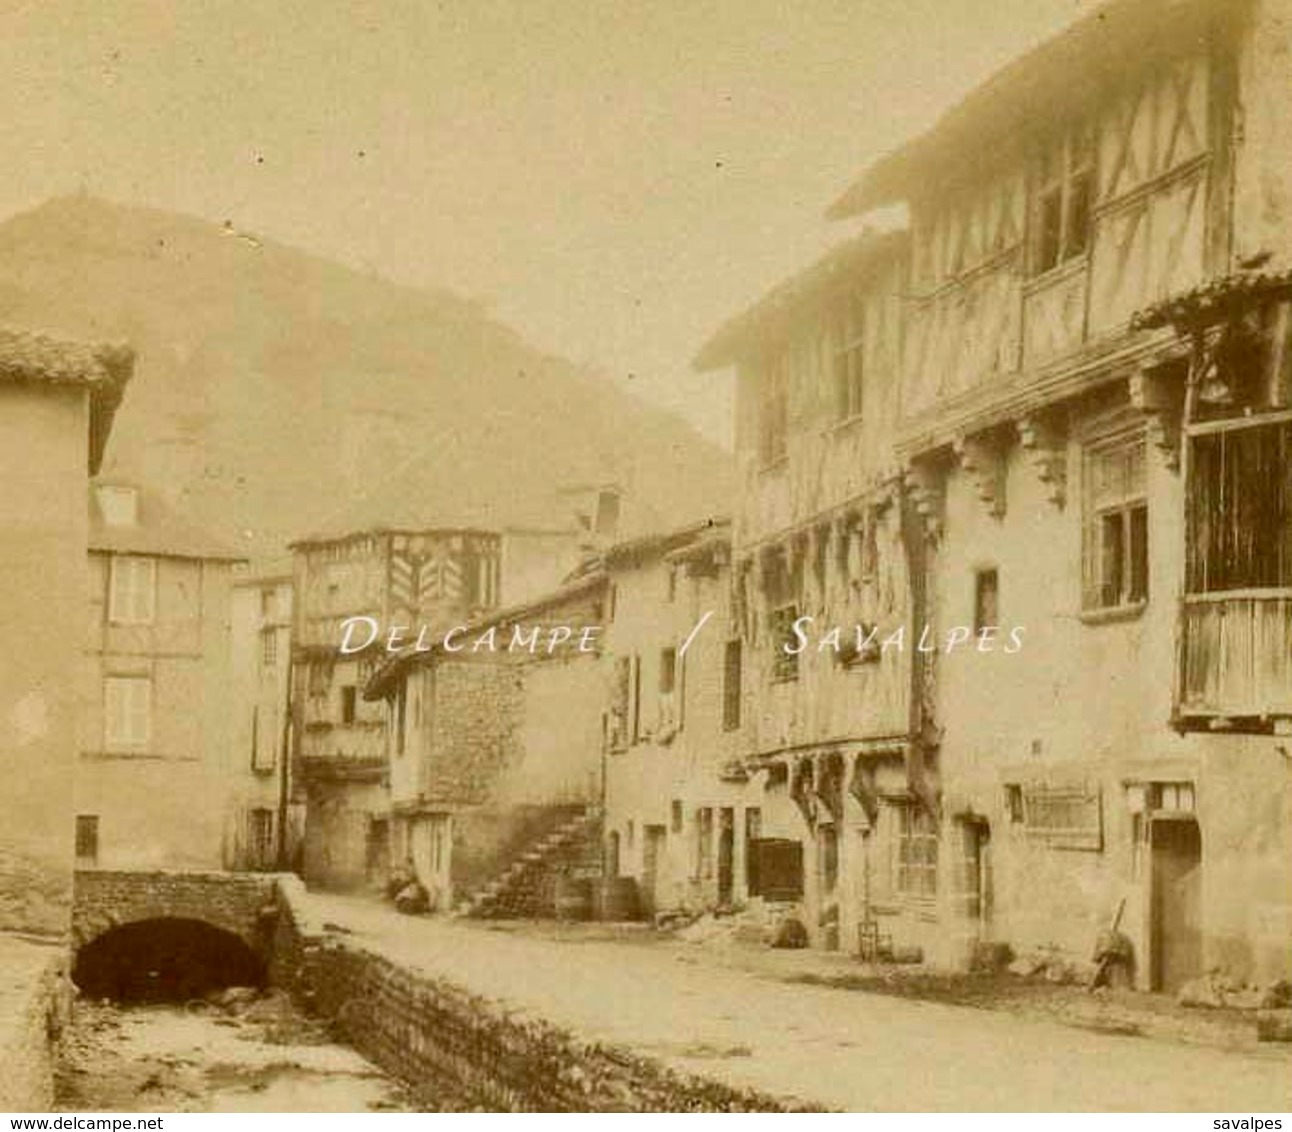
1151, 817, 1202, 992
717, 808, 735, 905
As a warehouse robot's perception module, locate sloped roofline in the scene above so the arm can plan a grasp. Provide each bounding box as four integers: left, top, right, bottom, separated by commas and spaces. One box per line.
693, 229, 907, 372
0, 326, 134, 474
826, 0, 1232, 220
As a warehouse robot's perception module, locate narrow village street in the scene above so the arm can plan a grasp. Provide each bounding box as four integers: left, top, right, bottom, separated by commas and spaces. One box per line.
302, 893, 1292, 1112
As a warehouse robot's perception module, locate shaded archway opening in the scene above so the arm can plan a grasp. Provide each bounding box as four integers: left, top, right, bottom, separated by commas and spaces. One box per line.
73, 918, 265, 1002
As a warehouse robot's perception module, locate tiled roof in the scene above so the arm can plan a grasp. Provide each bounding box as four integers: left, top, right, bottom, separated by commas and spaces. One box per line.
0, 326, 130, 387
0, 325, 135, 474
88, 481, 244, 562
1132, 269, 1292, 331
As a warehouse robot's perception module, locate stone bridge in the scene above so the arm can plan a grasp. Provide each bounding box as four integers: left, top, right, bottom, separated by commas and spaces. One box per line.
72, 869, 284, 959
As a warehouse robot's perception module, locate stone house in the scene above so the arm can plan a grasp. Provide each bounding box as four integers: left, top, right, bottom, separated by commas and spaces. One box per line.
0, 327, 132, 939
228, 565, 298, 871
287, 483, 627, 891
76, 480, 244, 871
696, 0, 1292, 986
599, 521, 759, 920
694, 233, 927, 956
0, 328, 132, 1111
367, 570, 608, 912
289, 526, 506, 891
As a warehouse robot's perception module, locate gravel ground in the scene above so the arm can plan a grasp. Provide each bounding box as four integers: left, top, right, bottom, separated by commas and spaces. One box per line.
302, 892, 1292, 1112
57, 993, 414, 1112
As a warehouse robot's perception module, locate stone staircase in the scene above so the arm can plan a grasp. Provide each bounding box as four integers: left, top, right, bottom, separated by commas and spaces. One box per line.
459, 808, 603, 919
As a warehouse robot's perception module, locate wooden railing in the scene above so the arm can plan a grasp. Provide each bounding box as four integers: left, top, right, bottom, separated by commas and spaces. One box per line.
1178, 591, 1292, 719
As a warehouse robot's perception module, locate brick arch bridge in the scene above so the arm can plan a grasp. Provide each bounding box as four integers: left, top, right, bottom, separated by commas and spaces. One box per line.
72, 869, 284, 958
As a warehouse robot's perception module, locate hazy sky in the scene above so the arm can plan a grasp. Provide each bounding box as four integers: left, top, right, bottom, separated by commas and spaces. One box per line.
1, 0, 1099, 445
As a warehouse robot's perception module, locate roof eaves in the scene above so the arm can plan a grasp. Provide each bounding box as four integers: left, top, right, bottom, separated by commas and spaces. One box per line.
693, 230, 907, 372
825, 0, 1226, 220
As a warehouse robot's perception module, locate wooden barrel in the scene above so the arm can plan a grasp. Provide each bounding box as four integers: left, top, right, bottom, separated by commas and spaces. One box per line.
593, 876, 640, 922
552, 876, 591, 921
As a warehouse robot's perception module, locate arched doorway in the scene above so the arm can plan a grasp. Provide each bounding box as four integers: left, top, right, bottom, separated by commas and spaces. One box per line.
73, 918, 265, 1002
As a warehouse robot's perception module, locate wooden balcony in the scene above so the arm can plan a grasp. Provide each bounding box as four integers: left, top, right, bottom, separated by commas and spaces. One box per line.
1178, 590, 1292, 724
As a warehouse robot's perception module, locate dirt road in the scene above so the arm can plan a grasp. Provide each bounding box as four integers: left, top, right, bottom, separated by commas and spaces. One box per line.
305, 893, 1292, 1112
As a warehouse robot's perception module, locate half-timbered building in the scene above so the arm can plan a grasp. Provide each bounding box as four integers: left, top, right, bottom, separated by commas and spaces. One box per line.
695, 231, 938, 956
820, 0, 1292, 984
290, 525, 505, 890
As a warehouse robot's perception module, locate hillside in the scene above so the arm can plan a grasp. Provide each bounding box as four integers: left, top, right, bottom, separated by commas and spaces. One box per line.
0, 195, 733, 565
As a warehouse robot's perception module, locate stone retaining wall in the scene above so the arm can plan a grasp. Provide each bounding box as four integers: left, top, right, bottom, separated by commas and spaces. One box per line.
0, 940, 69, 1111
270, 877, 802, 1111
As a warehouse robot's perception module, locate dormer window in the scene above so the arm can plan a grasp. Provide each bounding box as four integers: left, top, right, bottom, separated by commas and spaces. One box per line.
1032, 122, 1094, 275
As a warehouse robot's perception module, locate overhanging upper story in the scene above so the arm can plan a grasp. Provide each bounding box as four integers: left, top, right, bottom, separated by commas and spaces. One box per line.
829, 0, 1244, 453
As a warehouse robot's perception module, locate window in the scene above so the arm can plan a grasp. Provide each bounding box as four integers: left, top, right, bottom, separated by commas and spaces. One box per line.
1188, 419, 1292, 593
630, 654, 642, 743
657, 646, 681, 734
340, 685, 358, 724
75, 815, 99, 864
260, 587, 277, 621
247, 808, 274, 868
1032, 121, 1094, 274
1014, 783, 1103, 850
1083, 433, 1149, 610
894, 803, 938, 899
260, 628, 278, 669
759, 355, 788, 466
250, 706, 277, 773
108, 555, 156, 624
1151, 781, 1196, 813
1005, 785, 1025, 824
104, 676, 151, 752
671, 800, 684, 834
973, 568, 999, 633
722, 639, 742, 731
769, 604, 800, 683
394, 683, 407, 756
609, 655, 631, 750
833, 301, 865, 422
